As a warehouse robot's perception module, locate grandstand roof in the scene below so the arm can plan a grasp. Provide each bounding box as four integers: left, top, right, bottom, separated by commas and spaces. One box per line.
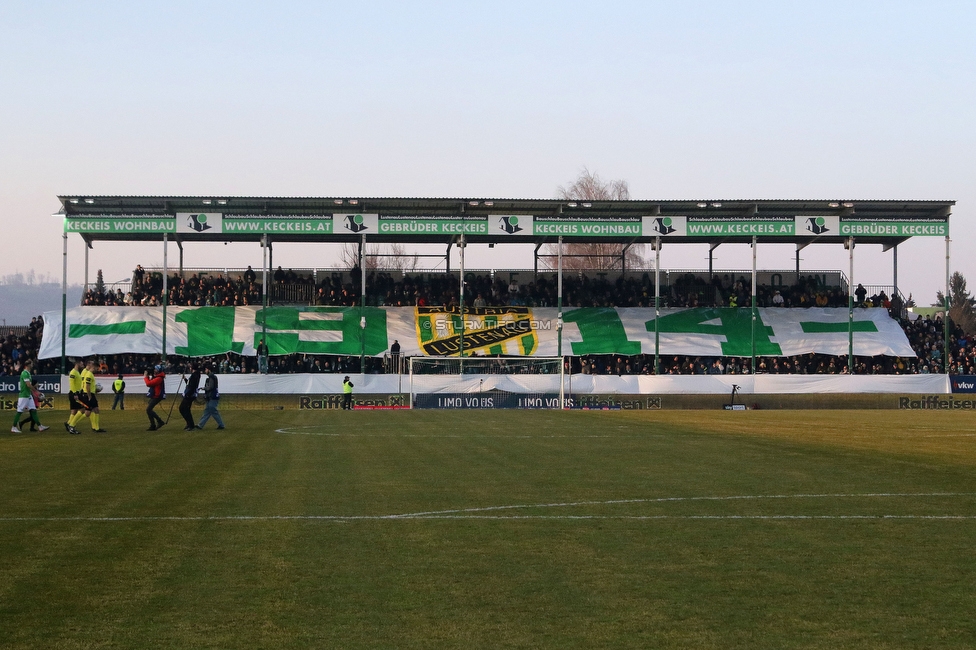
56, 196, 954, 247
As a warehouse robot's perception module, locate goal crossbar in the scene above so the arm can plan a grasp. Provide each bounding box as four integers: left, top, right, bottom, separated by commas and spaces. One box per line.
409, 356, 566, 409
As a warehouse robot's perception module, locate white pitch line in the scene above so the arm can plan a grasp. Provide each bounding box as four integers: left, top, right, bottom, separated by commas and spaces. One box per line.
2, 492, 973, 523
274, 428, 649, 438
386, 492, 976, 518
1, 514, 975, 522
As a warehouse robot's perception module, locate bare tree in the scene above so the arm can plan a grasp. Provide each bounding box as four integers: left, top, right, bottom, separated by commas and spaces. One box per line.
543, 168, 644, 271
935, 271, 976, 334
339, 242, 419, 272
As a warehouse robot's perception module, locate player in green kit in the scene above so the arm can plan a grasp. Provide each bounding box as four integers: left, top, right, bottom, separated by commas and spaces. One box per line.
11, 359, 49, 433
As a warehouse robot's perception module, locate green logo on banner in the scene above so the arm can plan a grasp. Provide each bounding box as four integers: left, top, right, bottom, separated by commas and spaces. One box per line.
645, 308, 782, 356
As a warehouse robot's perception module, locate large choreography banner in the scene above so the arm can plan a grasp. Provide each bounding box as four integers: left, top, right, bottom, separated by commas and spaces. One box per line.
40, 306, 915, 359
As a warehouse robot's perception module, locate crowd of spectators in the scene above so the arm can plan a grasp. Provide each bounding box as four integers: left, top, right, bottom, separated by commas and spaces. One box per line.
0, 317, 44, 378
85, 265, 903, 313
6, 265, 971, 380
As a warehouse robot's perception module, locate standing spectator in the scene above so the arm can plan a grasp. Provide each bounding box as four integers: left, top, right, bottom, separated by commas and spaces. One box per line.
179, 363, 202, 431
390, 340, 401, 373
197, 365, 225, 430
256, 338, 269, 374
111, 374, 126, 410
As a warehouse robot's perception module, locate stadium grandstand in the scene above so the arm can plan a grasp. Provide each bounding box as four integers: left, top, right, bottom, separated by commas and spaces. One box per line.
8, 195, 965, 407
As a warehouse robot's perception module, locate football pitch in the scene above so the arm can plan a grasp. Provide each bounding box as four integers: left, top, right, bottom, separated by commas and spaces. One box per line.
2, 407, 974, 648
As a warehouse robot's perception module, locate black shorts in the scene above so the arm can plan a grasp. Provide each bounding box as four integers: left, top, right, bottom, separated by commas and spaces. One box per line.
69, 392, 89, 411
68, 393, 95, 411
87, 395, 99, 409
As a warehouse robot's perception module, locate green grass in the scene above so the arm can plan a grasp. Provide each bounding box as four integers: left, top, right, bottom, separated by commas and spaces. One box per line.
2, 408, 975, 648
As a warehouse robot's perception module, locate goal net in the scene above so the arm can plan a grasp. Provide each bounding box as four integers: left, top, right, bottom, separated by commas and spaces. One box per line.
409, 356, 566, 409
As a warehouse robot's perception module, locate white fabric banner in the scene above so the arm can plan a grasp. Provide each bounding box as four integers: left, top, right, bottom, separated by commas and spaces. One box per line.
41, 306, 916, 359
114, 372, 946, 396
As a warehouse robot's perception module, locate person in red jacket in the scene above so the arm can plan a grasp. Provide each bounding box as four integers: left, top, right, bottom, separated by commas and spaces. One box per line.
144, 364, 167, 431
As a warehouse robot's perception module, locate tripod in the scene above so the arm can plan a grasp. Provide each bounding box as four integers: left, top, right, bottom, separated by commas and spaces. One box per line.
723, 384, 744, 410
165, 375, 186, 424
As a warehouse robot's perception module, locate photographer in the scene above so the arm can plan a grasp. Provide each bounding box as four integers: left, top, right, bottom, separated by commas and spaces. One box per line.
144, 364, 166, 431
179, 363, 202, 431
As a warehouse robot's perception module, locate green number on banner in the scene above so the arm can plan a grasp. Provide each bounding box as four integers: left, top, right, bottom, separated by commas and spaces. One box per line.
254, 307, 388, 355
175, 308, 244, 357
645, 308, 782, 356
565, 308, 642, 355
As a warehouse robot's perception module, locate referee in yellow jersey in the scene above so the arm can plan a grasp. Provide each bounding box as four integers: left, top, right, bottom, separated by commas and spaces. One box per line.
81, 360, 106, 432
64, 359, 86, 435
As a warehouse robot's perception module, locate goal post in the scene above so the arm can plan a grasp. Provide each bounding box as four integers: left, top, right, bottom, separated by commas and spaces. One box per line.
408, 356, 567, 409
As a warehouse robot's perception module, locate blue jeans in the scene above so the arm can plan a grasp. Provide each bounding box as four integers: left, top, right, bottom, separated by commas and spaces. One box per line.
197, 399, 224, 428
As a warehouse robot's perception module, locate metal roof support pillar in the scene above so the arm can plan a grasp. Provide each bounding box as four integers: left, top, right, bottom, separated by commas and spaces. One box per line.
445, 242, 452, 274
751, 235, 757, 375
794, 242, 810, 287
458, 233, 465, 365
60, 230, 67, 375
848, 237, 854, 374
654, 237, 661, 375
177, 240, 184, 278
557, 235, 564, 408
945, 235, 951, 375
360, 232, 367, 375
261, 235, 269, 374
162, 233, 168, 362
892, 244, 898, 300
708, 242, 720, 286
83, 239, 89, 297
533, 242, 543, 279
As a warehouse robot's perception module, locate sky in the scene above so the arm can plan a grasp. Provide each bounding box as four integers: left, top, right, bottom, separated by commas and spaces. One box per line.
1, 1, 973, 313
